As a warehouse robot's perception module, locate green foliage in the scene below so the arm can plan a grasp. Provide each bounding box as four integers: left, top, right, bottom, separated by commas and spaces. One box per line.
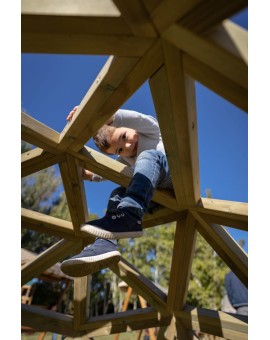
21, 141, 61, 216
21, 141, 99, 311
21, 163, 64, 253
98, 223, 176, 311
105, 222, 228, 311
49, 192, 72, 222
187, 233, 228, 309
21, 168, 60, 213
21, 142, 73, 308
118, 223, 176, 288
22, 142, 77, 252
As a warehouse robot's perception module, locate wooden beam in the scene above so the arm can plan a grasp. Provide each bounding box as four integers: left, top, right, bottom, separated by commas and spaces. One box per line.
204, 20, 247, 65
191, 211, 248, 287
157, 316, 194, 340
178, 0, 247, 34
21, 191, 183, 235
21, 304, 80, 337
73, 146, 180, 211
192, 210, 247, 231
76, 146, 133, 184
66, 153, 89, 222
183, 52, 248, 112
22, 1, 157, 56
114, 286, 133, 340
66, 40, 164, 152
150, 43, 200, 208
111, 258, 169, 315
22, 0, 121, 16
74, 276, 91, 330
150, 0, 247, 34
141, 0, 163, 14
59, 155, 89, 235
167, 214, 197, 311
183, 19, 248, 112
112, 0, 157, 37
175, 306, 248, 339
21, 112, 60, 153
157, 316, 175, 340
162, 24, 247, 91
21, 148, 65, 178
21, 208, 94, 242
151, 0, 204, 32
22, 208, 76, 240
190, 198, 248, 231
143, 207, 187, 228
58, 56, 139, 152
174, 318, 197, 340
21, 239, 82, 285
22, 26, 154, 57
79, 308, 171, 336
22, 12, 130, 34
21, 0, 140, 55
200, 198, 248, 216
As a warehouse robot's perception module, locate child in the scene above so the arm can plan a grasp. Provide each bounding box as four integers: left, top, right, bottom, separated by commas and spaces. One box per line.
61, 107, 173, 277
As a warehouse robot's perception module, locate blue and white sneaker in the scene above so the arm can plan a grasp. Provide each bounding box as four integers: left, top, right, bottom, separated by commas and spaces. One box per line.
60, 238, 121, 277
81, 209, 143, 240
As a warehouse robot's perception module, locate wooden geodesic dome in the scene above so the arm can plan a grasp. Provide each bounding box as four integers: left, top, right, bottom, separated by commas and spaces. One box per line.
21, 0, 248, 339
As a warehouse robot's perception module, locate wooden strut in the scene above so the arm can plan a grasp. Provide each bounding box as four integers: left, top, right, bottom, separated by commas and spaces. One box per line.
114, 286, 157, 340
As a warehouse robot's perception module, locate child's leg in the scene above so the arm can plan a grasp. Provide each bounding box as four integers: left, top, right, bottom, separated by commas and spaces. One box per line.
107, 186, 126, 212
61, 150, 172, 277
61, 238, 120, 277
61, 187, 125, 277
107, 186, 164, 215
118, 149, 171, 217
81, 150, 171, 239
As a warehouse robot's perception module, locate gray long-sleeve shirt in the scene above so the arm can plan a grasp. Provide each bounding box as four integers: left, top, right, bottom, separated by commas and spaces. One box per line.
92, 109, 164, 182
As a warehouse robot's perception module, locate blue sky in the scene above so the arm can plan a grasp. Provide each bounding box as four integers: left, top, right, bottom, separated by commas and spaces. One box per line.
21, 9, 248, 252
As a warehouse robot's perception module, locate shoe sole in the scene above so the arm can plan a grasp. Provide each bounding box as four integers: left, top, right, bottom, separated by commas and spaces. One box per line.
81, 224, 143, 240
60, 251, 121, 277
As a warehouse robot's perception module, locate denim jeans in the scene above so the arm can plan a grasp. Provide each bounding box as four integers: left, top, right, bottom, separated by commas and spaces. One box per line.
107, 150, 173, 219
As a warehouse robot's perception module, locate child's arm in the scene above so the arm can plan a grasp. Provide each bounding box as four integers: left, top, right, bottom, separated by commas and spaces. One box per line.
67, 106, 115, 125
113, 110, 159, 136
81, 169, 106, 182
67, 106, 111, 182
67, 106, 78, 122
82, 169, 94, 181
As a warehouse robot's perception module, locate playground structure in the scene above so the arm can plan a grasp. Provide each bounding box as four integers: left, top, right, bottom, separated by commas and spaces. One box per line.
21, 0, 248, 339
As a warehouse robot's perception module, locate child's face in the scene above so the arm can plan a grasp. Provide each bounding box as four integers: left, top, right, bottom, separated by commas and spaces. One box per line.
106, 127, 138, 157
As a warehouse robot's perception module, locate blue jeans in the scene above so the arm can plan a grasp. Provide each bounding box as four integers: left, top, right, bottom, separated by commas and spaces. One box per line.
107, 150, 173, 219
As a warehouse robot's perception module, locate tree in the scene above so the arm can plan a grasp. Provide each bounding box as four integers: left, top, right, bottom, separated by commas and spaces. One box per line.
99, 222, 176, 311
21, 142, 65, 253
21, 141, 101, 311
21, 142, 73, 308
187, 233, 228, 310
104, 220, 229, 311
118, 223, 176, 288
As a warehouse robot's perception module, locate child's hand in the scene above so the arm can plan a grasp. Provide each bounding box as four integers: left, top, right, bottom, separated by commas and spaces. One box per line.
81, 169, 94, 181
67, 106, 79, 122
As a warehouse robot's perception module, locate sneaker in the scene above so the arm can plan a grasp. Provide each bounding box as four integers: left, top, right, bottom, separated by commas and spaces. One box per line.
80, 209, 143, 240
60, 239, 121, 277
